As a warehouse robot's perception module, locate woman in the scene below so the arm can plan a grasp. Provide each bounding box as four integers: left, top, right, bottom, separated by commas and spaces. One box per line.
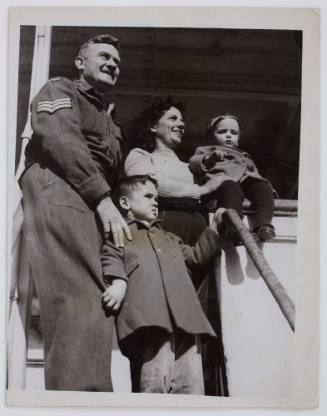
124, 97, 228, 396
124, 98, 222, 244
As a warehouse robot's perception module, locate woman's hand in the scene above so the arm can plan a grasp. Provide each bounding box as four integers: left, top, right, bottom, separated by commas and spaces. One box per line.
199, 176, 233, 196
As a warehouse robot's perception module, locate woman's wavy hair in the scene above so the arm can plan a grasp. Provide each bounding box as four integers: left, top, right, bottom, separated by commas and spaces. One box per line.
206, 114, 242, 142
129, 97, 186, 153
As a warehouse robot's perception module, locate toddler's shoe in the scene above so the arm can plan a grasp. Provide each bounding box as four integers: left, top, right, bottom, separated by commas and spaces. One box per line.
255, 224, 276, 242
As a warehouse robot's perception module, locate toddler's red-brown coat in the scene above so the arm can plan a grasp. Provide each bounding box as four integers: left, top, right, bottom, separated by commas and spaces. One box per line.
101, 219, 219, 353
189, 144, 267, 187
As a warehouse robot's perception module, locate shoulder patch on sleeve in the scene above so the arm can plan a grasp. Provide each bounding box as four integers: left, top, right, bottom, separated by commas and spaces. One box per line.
37, 97, 72, 114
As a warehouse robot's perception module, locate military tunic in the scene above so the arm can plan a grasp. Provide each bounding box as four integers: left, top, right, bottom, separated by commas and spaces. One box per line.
20, 77, 125, 391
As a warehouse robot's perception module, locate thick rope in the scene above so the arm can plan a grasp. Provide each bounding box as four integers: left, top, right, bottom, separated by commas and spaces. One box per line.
225, 208, 295, 332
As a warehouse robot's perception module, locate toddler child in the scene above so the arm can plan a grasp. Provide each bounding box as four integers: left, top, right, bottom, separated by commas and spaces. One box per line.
189, 114, 276, 243
100, 175, 225, 394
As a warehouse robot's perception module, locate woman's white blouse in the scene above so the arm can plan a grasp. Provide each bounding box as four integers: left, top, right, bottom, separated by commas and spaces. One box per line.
124, 148, 201, 199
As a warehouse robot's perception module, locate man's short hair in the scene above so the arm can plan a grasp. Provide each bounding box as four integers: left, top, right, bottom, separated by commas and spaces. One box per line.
76, 33, 120, 58
113, 175, 158, 205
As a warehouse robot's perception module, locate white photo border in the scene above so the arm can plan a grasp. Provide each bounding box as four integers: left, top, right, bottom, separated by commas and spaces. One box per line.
5, 6, 320, 409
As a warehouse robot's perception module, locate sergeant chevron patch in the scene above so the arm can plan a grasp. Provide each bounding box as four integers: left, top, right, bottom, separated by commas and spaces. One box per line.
37, 97, 72, 114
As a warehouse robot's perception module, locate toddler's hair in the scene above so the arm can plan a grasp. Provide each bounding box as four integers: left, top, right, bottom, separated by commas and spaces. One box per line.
113, 175, 159, 206
207, 114, 241, 139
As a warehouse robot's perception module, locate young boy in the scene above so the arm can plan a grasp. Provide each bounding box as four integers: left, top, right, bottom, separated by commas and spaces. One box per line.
189, 114, 276, 243
100, 175, 225, 394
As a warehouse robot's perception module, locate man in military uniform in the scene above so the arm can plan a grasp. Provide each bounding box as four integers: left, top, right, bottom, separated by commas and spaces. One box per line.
20, 34, 131, 391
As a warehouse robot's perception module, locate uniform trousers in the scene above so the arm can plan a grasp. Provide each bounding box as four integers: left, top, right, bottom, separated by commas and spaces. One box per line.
20, 163, 113, 391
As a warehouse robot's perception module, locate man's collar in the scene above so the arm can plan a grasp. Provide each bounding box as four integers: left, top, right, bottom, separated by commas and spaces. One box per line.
74, 78, 106, 107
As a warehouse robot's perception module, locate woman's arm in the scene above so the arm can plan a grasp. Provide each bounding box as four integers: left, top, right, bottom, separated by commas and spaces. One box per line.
124, 148, 156, 177
157, 177, 202, 199
124, 148, 227, 199
125, 148, 202, 199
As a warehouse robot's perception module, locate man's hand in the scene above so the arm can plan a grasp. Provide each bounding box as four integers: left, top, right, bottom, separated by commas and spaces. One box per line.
102, 279, 127, 314
96, 196, 132, 247
209, 207, 226, 234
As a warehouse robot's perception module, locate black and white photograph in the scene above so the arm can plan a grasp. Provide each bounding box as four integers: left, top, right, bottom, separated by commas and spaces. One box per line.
4, 6, 319, 409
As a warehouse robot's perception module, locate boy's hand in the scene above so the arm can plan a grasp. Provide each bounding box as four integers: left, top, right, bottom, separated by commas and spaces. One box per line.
209, 207, 226, 234
102, 279, 127, 314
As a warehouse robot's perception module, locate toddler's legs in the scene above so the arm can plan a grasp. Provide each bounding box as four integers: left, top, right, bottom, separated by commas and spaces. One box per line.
208, 179, 244, 216
241, 178, 275, 240
207, 180, 244, 244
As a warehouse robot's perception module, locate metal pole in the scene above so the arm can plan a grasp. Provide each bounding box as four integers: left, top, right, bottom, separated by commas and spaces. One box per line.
15, 26, 52, 183
8, 26, 52, 389
225, 208, 295, 332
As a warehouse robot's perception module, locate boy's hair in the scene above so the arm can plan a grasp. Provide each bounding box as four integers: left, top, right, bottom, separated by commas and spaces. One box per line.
76, 33, 120, 59
207, 114, 242, 140
113, 175, 159, 209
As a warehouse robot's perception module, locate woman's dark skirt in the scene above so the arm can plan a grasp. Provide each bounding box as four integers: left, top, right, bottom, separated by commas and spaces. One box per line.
158, 198, 228, 396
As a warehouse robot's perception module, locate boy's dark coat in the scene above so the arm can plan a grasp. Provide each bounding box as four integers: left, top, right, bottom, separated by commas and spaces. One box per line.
101, 220, 219, 351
